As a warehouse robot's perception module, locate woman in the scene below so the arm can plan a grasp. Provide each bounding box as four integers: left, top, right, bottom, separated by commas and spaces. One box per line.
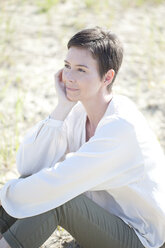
0, 26, 165, 248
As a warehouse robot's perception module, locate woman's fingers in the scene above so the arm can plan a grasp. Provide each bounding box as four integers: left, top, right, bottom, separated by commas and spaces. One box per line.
54, 69, 65, 94
54, 68, 70, 105
54, 69, 77, 107
55, 68, 63, 83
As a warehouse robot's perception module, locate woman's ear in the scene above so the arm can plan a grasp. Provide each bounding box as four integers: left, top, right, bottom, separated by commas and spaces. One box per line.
103, 69, 115, 87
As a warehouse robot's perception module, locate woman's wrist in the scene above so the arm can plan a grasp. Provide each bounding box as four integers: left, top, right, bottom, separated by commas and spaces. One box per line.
50, 103, 74, 121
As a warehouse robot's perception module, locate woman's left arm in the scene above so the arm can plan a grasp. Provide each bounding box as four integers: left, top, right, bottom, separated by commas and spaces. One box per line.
16, 68, 77, 177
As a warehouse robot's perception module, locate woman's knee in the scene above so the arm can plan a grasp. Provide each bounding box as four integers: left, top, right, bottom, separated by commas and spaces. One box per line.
56, 194, 89, 217
0, 207, 17, 234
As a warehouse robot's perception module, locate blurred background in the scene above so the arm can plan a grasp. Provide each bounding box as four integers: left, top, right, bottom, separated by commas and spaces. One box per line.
0, 0, 165, 246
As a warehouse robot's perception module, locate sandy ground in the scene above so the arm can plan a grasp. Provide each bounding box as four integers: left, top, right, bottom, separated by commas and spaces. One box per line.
0, 0, 165, 247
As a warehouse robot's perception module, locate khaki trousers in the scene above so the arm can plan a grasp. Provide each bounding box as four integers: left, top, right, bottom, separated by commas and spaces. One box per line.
0, 193, 155, 248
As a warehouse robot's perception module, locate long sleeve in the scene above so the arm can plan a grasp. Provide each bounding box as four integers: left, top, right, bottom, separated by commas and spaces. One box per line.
0, 116, 144, 218
16, 117, 68, 177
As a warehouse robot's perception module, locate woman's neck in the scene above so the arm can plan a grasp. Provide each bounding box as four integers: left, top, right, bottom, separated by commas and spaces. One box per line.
82, 92, 113, 131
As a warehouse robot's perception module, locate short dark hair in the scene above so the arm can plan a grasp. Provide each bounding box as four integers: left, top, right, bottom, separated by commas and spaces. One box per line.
67, 26, 124, 91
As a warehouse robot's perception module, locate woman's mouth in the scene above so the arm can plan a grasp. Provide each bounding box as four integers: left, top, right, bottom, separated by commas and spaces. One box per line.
66, 87, 79, 92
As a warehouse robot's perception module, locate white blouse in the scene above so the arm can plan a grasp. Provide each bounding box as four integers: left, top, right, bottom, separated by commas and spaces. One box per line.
0, 94, 165, 248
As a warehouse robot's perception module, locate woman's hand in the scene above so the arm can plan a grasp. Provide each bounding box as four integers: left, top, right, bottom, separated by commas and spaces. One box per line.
55, 68, 77, 109
50, 69, 77, 120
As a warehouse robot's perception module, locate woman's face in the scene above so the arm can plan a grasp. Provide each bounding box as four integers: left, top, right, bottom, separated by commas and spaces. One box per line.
62, 46, 105, 103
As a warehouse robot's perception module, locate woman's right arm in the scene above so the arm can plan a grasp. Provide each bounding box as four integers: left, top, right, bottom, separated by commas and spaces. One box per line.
17, 69, 77, 177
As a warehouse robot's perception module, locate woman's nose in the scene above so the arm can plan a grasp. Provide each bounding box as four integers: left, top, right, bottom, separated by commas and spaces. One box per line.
63, 70, 76, 83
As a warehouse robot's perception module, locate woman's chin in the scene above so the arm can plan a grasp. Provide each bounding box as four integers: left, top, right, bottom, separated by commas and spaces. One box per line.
66, 94, 79, 102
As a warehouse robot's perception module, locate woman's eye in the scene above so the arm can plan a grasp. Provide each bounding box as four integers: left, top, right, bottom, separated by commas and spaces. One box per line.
64, 64, 70, 69
78, 68, 85, 72
64, 64, 85, 72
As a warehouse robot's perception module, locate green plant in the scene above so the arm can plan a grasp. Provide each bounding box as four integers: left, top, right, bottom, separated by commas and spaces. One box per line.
15, 93, 24, 151
0, 113, 15, 170
36, 0, 60, 13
